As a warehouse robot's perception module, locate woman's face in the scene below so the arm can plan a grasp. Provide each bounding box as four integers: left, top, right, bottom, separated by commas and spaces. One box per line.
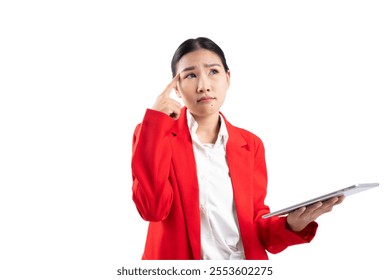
175, 49, 230, 119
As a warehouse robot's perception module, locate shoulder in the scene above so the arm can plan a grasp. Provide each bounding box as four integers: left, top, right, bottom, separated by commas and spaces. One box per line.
221, 113, 265, 151
232, 124, 264, 146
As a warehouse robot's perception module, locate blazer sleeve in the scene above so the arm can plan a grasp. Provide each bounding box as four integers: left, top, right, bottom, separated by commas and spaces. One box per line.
132, 109, 176, 222
252, 136, 318, 254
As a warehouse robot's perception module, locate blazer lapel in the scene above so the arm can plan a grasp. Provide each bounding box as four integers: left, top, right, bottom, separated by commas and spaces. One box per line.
170, 107, 201, 259
223, 115, 254, 244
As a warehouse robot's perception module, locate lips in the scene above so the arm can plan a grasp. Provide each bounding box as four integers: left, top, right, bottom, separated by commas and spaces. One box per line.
197, 96, 216, 102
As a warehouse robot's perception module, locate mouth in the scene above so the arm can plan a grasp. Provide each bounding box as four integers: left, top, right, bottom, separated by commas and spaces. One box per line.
197, 96, 216, 103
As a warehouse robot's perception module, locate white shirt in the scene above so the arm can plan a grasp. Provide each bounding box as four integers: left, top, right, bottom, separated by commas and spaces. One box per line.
187, 111, 245, 260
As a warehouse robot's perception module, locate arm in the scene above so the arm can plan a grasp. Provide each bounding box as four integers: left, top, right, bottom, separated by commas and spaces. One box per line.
132, 109, 176, 222
132, 75, 181, 222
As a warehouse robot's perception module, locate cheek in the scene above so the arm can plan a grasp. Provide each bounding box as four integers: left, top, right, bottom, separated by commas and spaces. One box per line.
178, 81, 195, 95
216, 79, 229, 92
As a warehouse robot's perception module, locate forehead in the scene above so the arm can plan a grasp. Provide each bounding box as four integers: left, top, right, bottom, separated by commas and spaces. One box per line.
177, 49, 222, 70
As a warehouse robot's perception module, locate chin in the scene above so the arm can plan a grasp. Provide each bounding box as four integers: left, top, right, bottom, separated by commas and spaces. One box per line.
197, 106, 222, 117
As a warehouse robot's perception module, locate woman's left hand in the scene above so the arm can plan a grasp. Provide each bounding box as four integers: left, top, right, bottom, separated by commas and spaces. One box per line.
286, 195, 345, 232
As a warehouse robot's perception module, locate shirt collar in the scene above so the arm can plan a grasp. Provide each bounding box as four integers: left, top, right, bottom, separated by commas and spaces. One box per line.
186, 110, 229, 148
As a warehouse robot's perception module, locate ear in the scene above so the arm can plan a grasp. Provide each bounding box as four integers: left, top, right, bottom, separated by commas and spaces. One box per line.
226, 70, 231, 88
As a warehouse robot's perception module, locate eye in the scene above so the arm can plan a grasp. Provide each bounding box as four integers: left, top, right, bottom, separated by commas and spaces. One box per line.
185, 73, 196, 79
210, 69, 219, 75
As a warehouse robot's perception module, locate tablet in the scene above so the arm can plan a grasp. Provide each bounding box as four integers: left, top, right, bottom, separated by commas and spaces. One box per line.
262, 183, 379, 219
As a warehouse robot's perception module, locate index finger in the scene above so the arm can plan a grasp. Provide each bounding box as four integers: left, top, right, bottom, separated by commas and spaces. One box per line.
161, 73, 180, 97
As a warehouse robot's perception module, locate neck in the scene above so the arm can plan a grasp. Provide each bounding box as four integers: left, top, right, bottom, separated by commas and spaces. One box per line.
193, 113, 221, 144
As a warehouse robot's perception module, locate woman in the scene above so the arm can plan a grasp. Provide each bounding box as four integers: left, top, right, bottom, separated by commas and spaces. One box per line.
131, 37, 343, 260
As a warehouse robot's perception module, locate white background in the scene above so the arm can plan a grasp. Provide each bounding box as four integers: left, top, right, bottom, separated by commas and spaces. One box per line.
1, 1, 389, 279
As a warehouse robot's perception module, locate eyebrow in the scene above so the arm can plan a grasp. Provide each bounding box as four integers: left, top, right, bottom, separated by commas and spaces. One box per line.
180, 63, 222, 73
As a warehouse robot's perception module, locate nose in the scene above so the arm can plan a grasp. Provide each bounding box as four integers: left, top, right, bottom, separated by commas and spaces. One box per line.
196, 73, 211, 93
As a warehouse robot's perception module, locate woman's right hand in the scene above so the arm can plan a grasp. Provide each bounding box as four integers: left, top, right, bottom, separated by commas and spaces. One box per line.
151, 74, 182, 120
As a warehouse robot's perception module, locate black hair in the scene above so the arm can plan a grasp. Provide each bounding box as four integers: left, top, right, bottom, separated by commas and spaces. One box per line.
171, 37, 229, 77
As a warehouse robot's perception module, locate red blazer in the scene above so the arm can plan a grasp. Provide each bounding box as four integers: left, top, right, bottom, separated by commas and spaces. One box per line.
132, 107, 317, 260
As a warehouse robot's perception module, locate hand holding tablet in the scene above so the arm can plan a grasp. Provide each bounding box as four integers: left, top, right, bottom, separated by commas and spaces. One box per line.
262, 183, 379, 219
